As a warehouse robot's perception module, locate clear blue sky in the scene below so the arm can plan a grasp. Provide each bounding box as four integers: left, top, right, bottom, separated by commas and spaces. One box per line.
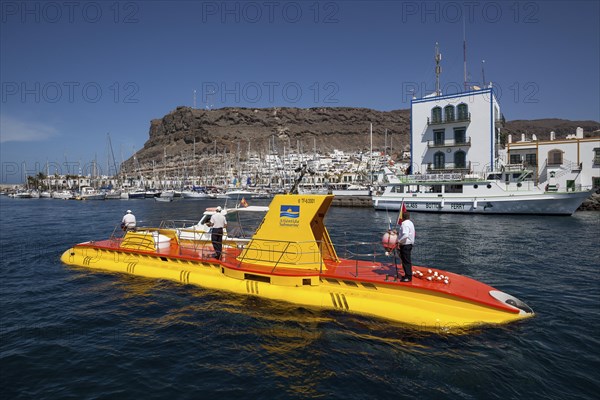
1, 0, 599, 183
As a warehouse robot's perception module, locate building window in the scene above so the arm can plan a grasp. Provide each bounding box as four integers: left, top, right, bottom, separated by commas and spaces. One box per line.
434, 129, 445, 146
525, 153, 537, 167
434, 152, 445, 169
444, 105, 455, 122
510, 154, 522, 164
548, 149, 563, 165
594, 148, 600, 165
457, 103, 469, 120
455, 151, 466, 168
431, 107, 442, 124
454, 128, 466, 144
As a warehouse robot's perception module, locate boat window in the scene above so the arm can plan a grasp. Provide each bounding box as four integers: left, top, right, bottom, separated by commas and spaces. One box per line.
445, 184, 463, 193
244, 273, 271, 283
431, 185, 443, 193
392, 185, 404, 193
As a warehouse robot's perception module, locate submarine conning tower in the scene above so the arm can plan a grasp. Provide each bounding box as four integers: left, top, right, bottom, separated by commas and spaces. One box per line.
236, 194, 339, 271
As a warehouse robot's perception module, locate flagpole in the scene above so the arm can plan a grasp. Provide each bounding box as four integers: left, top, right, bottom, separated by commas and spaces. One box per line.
370, 123, 373, 187
397, 197, 405, 228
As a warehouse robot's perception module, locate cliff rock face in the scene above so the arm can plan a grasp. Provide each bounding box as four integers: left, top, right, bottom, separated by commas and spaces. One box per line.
502, 119, 600, 141
124, 106, 599, 171
126, 106, 411, 169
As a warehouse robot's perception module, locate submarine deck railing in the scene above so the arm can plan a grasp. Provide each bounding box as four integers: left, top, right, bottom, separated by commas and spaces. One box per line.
109, 224, 400, 279
161, 219, 254, 255
233, 237, 325, 273
233, 236, 393, 278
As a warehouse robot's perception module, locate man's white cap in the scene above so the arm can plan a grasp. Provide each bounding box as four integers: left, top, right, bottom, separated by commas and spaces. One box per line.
216, 206, 222, 211
126, 210, 132, 213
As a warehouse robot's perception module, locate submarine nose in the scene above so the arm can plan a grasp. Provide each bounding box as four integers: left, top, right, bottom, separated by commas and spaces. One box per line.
489, 290, 534, 315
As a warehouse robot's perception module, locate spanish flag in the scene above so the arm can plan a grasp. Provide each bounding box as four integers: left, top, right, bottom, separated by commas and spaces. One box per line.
397, 199, 407, 225
240, 197, 249, 208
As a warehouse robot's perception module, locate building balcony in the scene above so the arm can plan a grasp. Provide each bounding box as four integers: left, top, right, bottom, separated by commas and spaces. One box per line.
495, 113, 506, 126
426, 162, 471, 174
427, 113, 471, 126
427, 137, 471, 148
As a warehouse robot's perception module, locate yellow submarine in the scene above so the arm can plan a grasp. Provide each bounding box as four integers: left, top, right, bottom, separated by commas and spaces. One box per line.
61, 194, 534, 330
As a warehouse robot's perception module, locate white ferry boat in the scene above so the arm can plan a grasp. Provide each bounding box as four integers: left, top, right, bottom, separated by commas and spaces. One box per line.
372, 169, 591, 215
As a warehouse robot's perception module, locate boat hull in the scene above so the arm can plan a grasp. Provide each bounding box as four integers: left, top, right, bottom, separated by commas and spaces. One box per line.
373, 190, 591, 215
61, 243, 532, 330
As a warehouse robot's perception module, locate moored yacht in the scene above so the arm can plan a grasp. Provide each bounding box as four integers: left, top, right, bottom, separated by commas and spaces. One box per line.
373, 169, 591, 215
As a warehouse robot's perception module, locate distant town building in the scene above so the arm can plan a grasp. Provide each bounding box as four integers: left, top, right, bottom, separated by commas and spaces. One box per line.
506, 128, 600, 189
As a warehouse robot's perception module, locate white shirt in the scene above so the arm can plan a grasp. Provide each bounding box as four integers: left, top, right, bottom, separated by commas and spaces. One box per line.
122, 213, 136, 228
210, 212, 227, 229
399, 219, 415, 245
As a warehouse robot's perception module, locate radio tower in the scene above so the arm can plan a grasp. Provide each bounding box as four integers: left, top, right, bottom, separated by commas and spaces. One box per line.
463, 17, 468, 91
435, 42, 442, 96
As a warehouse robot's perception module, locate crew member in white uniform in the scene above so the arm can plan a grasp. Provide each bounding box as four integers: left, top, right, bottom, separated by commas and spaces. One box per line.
121, 210, 136, 231
207, 206, 227, 260
397, 211, 415, 282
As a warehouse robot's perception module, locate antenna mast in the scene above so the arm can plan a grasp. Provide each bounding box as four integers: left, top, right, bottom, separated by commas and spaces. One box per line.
435, 42, 442, 96
481, 60, 486, 88
463, 17, 467, 91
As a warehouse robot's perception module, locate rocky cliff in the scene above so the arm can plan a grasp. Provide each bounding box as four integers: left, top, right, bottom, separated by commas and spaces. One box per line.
124, 106, 410, 171
123, 106, 599, 171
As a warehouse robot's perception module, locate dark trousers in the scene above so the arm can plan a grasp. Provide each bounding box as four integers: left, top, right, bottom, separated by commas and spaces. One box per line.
211, 228, 224, 259
398, 244, 413, 277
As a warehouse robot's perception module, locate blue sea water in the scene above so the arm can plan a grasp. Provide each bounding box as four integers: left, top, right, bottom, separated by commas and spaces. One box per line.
1, 196, 599, 399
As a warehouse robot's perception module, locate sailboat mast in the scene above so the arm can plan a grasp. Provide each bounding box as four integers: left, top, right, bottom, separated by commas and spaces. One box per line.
370, 123, 373, 186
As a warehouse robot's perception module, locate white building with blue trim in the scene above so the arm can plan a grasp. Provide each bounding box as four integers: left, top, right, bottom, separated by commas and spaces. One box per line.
410, 87, 503, 175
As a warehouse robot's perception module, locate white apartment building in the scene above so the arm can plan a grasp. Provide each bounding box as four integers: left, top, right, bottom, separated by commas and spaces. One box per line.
506, 129, 600, 189
410, 87, 502, 175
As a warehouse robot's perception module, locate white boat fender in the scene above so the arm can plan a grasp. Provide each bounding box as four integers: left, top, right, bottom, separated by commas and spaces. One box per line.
473, 198, 478, 209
